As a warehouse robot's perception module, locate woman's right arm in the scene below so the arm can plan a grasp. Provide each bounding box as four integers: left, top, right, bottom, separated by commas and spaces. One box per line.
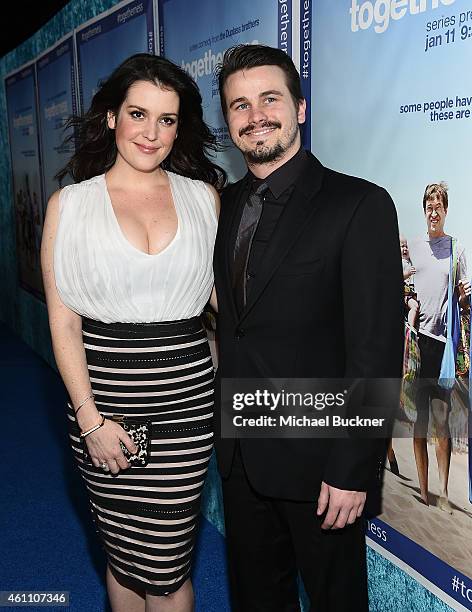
208, 183, 220, 313
41, 191, 136, 473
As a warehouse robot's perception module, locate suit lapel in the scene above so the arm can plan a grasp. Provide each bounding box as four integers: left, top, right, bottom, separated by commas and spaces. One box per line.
219, 177, 250, 321
240, 154, 325, 322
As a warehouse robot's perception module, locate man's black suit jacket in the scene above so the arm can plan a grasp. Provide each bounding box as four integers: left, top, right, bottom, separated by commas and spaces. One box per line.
213, 152, 404, 514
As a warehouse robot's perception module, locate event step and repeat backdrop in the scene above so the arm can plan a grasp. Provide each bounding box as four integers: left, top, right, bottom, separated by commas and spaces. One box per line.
5, 0, 156, 297
3, 1, 472, 610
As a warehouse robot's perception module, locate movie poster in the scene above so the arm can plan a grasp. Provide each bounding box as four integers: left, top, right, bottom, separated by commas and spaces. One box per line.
5, 63, 44, 299
159, 0, 293, 180
36, 35, 77, 207
311, 1, 472, 609
76, 0, 156, 114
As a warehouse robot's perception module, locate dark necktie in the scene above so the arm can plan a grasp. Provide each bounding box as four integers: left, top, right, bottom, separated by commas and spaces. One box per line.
233, 181, 268, 314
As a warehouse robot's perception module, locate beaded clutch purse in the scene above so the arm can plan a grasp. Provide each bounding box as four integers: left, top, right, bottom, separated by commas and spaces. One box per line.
82, 416, 151, 467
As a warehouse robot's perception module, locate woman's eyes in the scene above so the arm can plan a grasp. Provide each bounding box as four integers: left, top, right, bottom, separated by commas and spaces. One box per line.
129, 111, 175, 126
160, 117, 176, 126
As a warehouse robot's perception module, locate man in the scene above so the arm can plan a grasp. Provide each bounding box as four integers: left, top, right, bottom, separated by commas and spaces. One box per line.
409, 183, 470, 513
213, 44, 404, 611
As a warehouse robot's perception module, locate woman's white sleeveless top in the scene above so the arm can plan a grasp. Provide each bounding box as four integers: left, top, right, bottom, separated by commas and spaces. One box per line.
54, 172, 217, 323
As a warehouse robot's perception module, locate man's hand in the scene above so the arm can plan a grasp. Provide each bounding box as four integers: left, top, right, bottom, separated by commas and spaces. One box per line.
317, 481, 366, 530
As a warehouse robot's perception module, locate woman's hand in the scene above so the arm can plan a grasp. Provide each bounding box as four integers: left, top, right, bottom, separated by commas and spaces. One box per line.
85, 419, 137, 474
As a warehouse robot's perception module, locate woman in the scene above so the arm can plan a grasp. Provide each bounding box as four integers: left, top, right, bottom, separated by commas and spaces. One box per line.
41, 53, 225, 611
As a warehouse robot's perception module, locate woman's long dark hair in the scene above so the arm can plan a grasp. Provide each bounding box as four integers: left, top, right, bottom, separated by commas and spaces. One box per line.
57, 54, 226, 190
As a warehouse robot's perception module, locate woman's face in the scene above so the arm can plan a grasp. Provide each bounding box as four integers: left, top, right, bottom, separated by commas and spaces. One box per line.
107, 79, 179, 174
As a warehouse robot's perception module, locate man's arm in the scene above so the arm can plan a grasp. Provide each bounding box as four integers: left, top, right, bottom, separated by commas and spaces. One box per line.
318, 186, 404, 529
457, 249, 471, 308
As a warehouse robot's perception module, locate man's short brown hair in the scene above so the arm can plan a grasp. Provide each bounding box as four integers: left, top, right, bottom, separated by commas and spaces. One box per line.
423, 182, 448, 212
217, 44, 304, 120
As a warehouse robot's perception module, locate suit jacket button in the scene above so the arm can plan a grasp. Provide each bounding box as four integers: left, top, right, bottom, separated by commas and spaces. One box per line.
235, 328, 245, 339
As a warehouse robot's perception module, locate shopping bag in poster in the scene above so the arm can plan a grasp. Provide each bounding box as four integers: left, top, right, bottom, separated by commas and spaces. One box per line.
400, 323, 420, 423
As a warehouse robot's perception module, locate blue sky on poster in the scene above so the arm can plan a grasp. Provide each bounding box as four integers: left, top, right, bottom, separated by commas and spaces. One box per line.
311, 0, 472, 260
161, 0, 279, 180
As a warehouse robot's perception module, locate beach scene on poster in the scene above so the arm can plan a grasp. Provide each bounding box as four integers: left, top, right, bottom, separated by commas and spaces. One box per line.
311, 0, 472, 605
5, 65, 44, 298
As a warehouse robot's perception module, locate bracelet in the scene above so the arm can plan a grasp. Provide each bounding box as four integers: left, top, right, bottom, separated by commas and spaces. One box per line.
80, 414, 106, 438
74, 393, 95, 416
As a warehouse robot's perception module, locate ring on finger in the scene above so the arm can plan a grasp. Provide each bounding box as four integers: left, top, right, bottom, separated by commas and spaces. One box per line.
101, 462, 109, 471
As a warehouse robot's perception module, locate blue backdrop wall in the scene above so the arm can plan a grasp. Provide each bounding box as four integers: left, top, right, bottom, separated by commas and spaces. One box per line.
0, 1, 120, 368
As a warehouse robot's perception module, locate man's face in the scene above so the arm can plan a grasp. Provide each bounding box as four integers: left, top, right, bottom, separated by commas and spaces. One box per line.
223, 65, 306, 166
424, 195, 447, 236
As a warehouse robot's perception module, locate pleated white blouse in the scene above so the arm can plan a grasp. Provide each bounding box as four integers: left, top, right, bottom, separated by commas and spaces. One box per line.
54, 172, 217, 323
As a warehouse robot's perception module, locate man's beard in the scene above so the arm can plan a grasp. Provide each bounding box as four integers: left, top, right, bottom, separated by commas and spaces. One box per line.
240, 119, 299, 165
245, 141, 285, 165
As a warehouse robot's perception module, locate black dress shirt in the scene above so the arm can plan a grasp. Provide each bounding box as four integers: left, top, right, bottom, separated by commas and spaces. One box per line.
240, 148, 309, 300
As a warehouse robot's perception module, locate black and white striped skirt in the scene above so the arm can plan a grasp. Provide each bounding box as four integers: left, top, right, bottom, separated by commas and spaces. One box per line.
67, 316, 214, 596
